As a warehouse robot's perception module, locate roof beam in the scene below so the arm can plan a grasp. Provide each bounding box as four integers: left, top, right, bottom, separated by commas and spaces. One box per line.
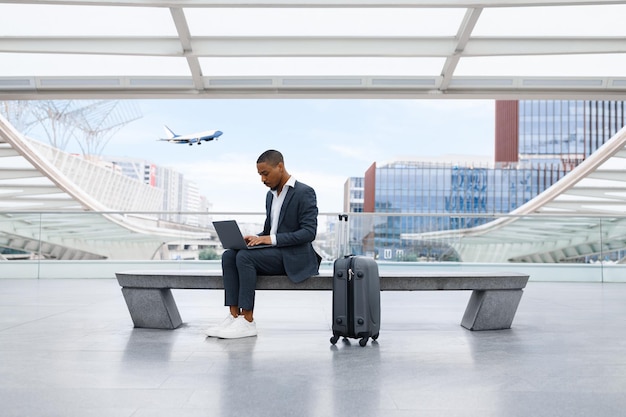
169, 7, 204, 89
3, 0, 626, 8
3, 37, 625, 58
440, 7, 481, 91
3, 83, 626, 100
0, 37, 183, 56
464, 37, 626, 57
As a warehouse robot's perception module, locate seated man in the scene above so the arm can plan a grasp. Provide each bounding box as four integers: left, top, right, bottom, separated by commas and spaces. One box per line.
207, 149, 321, 339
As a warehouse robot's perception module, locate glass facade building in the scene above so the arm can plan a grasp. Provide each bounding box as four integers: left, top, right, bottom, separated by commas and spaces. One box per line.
364, 161, 556, 260
340, 177, 365, 256
373, 161, 555, 228
518, 100, 625, 165
358, 100, 626, 261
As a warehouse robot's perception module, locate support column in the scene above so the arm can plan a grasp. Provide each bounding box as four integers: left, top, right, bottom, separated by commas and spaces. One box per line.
461, 289, 523, 330
121, 288, 183, 329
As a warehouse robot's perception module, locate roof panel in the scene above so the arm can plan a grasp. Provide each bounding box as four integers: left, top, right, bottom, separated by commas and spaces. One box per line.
185, 7, 466, 36
198, 57, 446, 76
473, 5, 626, 36
0, 54, 190, 77
455, 54, 626, 77
0, 4, 177, 36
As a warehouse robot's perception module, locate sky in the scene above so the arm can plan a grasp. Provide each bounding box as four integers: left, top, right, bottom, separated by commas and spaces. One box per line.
26, 99, 495, 214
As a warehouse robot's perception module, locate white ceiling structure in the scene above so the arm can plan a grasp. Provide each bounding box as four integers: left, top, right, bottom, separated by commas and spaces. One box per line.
0, 0, 626, 100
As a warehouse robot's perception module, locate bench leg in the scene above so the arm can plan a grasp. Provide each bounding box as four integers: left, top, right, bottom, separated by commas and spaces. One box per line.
121, 288, 183, 330
461, 289, 523, 331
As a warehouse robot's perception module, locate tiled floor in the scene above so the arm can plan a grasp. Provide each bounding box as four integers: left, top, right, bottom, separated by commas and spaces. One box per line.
1, 279, 626, 417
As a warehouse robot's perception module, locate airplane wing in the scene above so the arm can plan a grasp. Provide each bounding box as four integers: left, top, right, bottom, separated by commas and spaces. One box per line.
158, 126, 222, 145
158, 138, 197, 144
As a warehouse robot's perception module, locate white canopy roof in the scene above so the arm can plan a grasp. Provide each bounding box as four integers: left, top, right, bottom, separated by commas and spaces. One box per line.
1, 0, 625, 99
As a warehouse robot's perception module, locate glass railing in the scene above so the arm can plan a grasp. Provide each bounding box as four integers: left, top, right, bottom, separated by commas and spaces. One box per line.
1, 211, 626, 282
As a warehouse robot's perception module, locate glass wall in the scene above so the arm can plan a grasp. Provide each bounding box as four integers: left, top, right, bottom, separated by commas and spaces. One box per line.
2, 211, 625, 267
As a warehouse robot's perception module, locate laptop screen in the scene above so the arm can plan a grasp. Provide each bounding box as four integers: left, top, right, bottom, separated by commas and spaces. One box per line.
212, 220, 271, 250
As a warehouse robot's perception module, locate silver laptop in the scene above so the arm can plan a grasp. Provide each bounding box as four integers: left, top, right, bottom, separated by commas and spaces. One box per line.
212, 220, 272, 250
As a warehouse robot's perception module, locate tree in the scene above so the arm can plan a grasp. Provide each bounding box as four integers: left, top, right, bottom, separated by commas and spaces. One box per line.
198, 248, 220, 260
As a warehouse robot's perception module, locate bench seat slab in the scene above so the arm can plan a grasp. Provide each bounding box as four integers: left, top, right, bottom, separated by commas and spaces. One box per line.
461, 289, 523, 330
122, 288, 183, 330
116, 270, 529, 331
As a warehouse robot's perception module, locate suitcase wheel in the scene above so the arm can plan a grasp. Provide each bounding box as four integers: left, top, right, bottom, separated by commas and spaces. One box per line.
330, 333, 340, 345
359, 337, 368, 347
372, 333, 379, 341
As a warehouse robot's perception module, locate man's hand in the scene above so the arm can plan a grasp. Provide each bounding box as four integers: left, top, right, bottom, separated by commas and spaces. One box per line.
244, 235, 272, 247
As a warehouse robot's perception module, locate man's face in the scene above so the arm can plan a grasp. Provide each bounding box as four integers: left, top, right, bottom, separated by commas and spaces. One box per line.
257, 161, 283, 191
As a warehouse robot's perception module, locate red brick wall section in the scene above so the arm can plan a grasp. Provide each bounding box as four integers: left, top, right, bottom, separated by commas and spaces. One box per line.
495, 100, 519, 164
363, 162, 376, 213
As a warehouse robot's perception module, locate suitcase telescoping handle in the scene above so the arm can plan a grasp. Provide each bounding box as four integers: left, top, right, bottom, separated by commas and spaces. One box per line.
338, 214, 351, 258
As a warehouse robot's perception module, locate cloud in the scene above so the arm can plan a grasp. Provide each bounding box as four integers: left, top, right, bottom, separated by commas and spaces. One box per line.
173, 152, 263, 211
326, 143, 376, 163
174, 153, 349, 213
291, 168, 348, 214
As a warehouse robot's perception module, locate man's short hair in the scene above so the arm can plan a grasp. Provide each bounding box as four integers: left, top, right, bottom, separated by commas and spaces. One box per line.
257, 149, 284, 166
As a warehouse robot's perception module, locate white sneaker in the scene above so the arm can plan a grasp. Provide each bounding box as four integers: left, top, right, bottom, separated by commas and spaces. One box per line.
205, 314, 236, 337
217, 316, 258, 339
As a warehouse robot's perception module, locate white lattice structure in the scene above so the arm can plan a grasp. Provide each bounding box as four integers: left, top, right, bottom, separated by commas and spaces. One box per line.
29, 140, 163, 213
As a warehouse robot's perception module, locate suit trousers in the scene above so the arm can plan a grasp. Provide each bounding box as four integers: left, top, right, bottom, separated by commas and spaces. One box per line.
221, 247, 287, 310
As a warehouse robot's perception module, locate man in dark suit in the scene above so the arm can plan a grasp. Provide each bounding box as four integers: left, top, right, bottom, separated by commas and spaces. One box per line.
207, 149, 321, 339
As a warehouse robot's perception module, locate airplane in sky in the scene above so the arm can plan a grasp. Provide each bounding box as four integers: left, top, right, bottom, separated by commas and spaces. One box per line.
159, 125, 223, 146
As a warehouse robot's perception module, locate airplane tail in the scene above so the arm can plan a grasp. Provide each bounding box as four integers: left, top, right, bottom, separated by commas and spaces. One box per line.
163, 125, 177, 139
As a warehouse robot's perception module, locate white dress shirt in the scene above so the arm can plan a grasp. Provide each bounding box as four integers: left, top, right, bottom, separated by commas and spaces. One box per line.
269, 176, 296, 245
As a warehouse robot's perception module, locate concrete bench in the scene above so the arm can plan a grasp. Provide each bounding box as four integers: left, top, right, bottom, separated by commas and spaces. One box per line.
116, 269, 529, 332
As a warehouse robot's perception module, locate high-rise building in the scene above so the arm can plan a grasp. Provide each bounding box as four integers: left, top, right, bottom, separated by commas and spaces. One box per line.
496, 100, 626, 168
343, 177, 364, 213
341, 177, 366, 255
100, 156, 156, 185
101, 155, 209, 227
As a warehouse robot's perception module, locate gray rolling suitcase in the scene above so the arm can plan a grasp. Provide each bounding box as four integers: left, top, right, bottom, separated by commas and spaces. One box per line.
330, 215, 381, 347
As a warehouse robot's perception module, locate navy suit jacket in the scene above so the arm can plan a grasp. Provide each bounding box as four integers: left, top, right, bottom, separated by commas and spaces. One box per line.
261, 180, 321, 283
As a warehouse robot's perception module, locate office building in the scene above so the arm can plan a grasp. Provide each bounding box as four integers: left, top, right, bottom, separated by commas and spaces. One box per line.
101, 156, 210, 227
496, 100, 626, 168
356, 100, 626, 261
